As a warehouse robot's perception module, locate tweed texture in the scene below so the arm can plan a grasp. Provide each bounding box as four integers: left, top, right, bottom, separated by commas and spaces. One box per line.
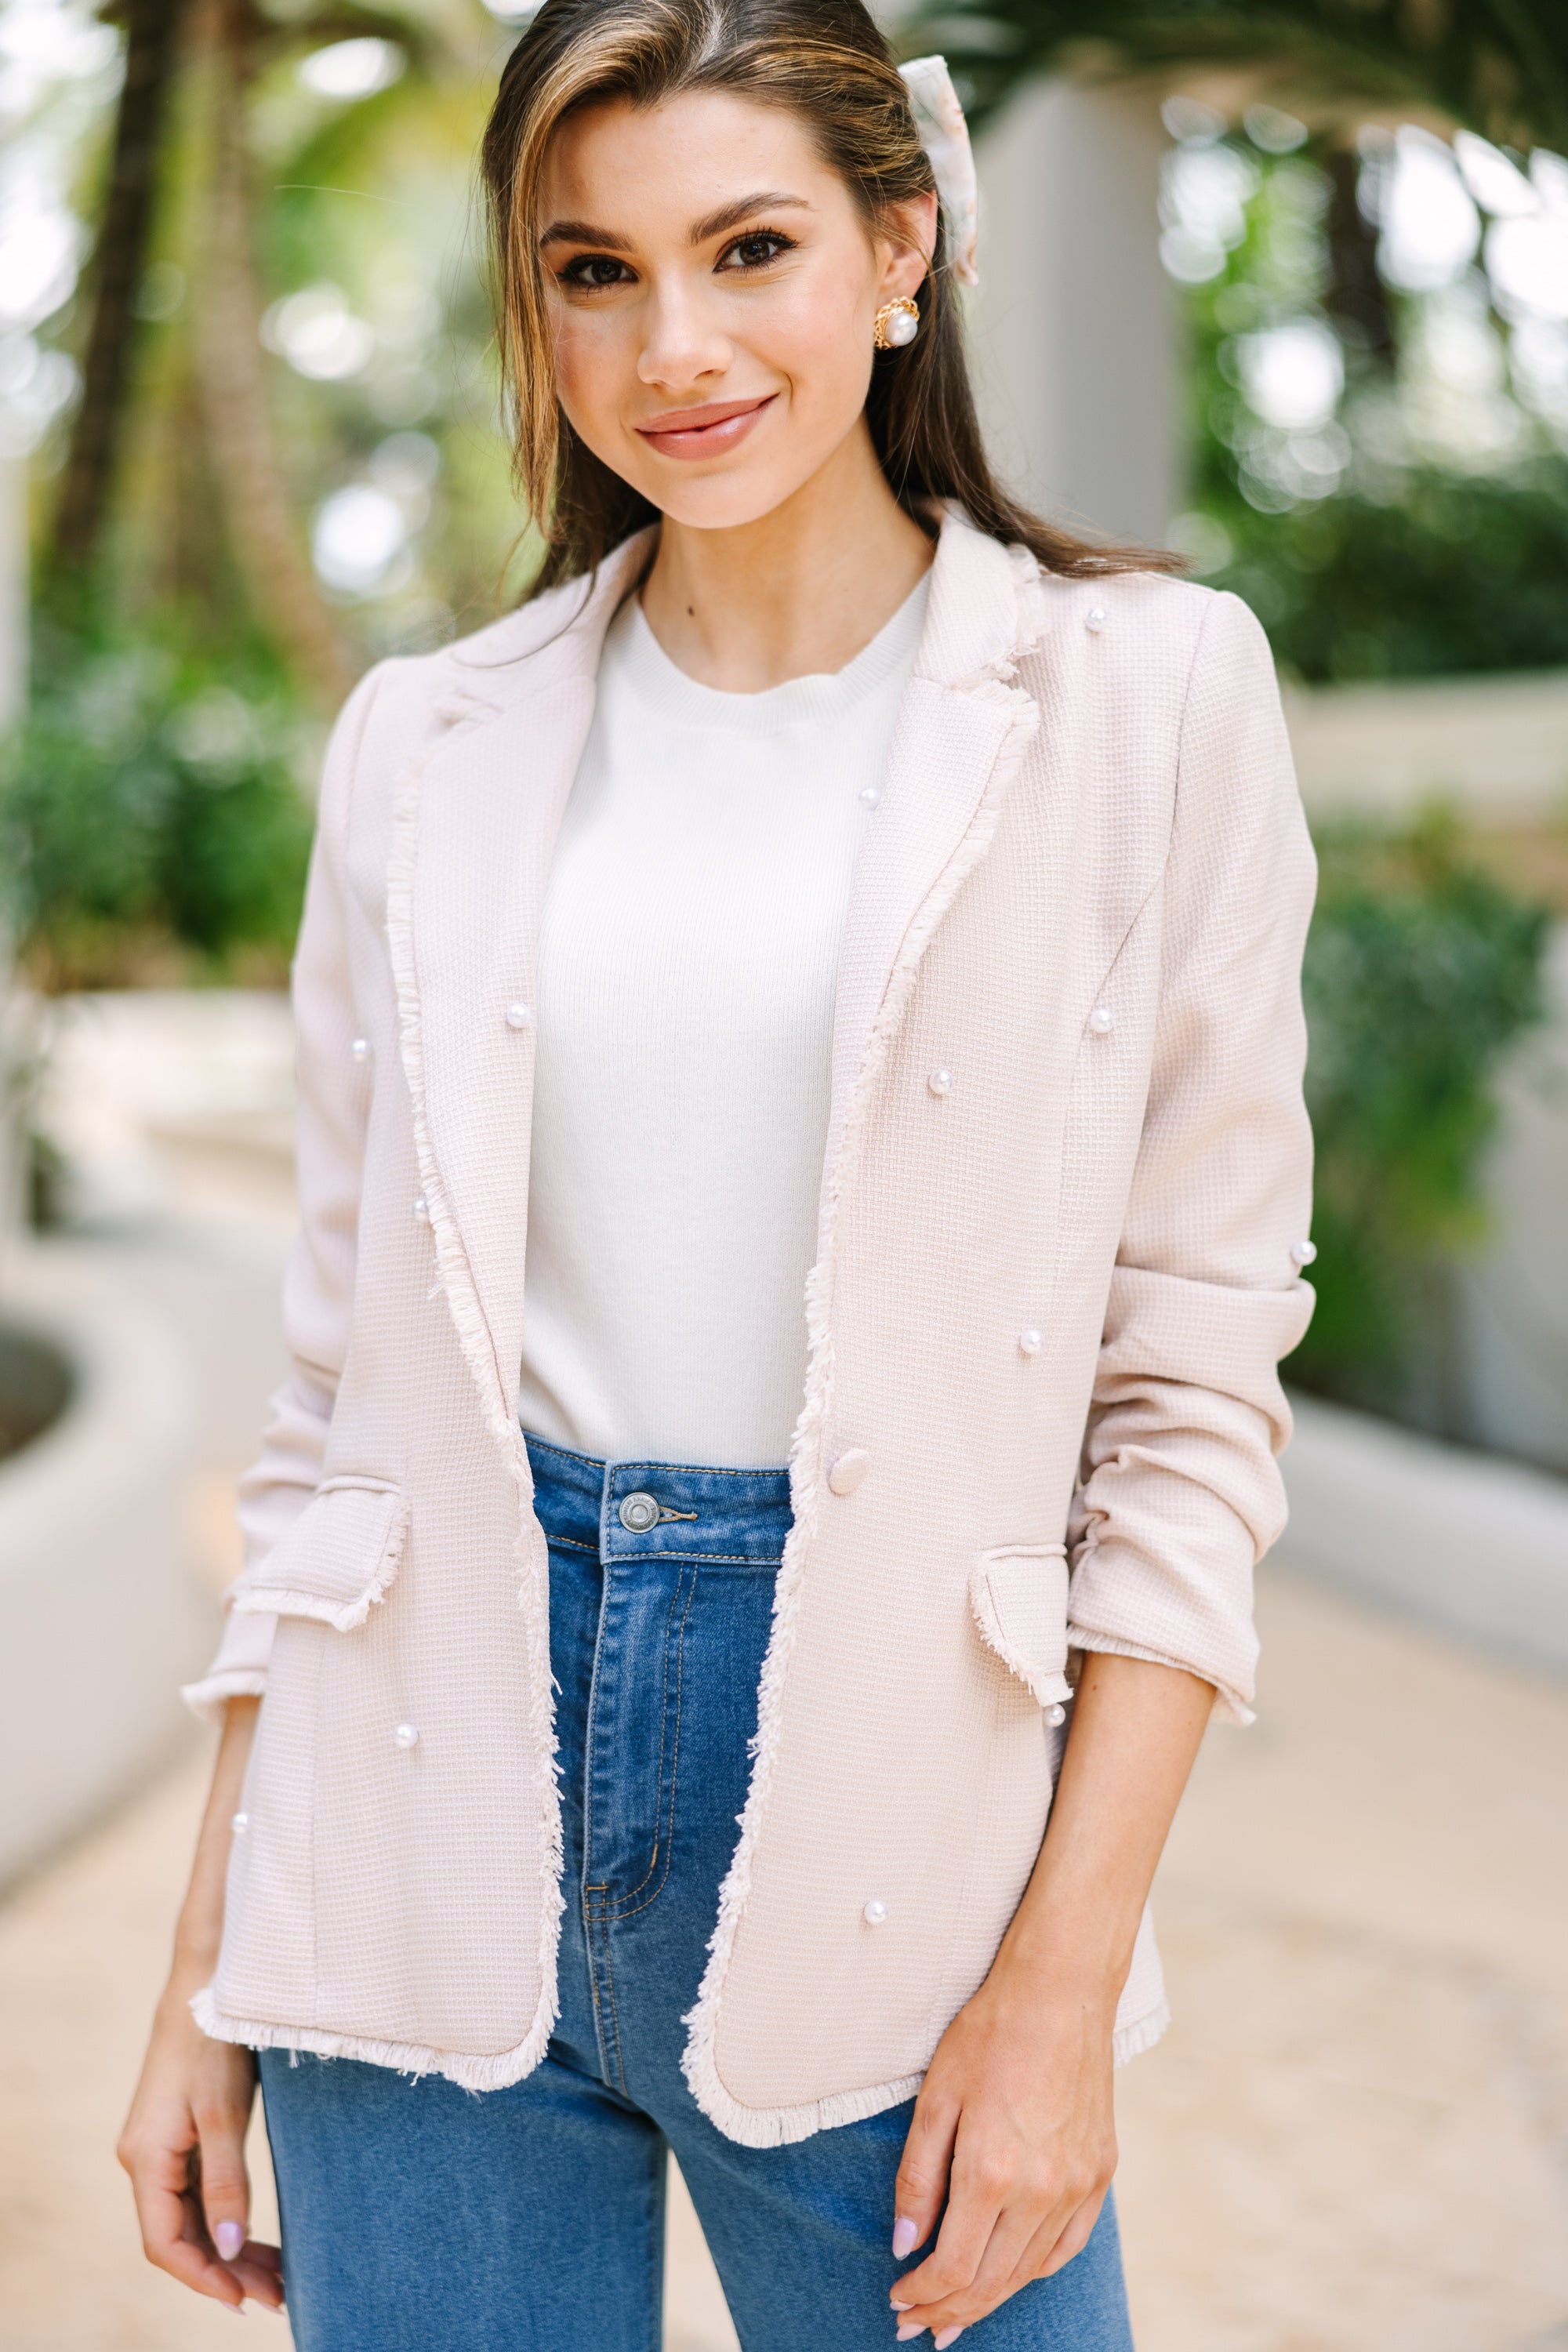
187, 511, 1316, 2143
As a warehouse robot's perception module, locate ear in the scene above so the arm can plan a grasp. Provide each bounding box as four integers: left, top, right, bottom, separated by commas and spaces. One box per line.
876, 191, 938, 303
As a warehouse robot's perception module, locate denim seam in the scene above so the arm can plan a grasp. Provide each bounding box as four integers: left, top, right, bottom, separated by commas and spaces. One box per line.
543, 1530, 597, 1555
608, 1548, 783, 1567
608, 1565, 698, 1922
603, 1566, 685, 1911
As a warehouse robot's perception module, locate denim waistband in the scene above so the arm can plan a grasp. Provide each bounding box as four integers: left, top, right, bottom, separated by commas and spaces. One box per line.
524, 1431, 794, 1566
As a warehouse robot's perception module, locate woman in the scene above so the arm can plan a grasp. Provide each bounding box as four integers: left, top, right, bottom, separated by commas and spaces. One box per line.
120, 2, 1316, 2343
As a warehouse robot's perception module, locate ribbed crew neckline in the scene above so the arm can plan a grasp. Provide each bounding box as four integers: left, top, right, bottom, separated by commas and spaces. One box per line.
610, 569, 931, 735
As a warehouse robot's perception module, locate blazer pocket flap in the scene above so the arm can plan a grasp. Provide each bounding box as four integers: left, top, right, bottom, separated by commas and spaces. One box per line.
969, 1544, 1072, 1709
230, 1476, 408, 1632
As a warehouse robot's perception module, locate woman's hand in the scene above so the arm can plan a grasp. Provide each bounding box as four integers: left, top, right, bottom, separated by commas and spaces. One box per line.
118, 1962, 284, 2314
887, 1951, 1116, 2343
118, 1694, 282, 2313
888, 1652, 1216, 2342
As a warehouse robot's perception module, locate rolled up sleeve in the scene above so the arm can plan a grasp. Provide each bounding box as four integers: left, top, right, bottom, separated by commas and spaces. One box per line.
1066, 592, 1317, 1722
182, 666, 384, 1722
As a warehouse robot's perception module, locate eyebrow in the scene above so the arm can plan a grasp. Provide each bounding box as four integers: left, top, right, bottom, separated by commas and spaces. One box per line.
539, 191, 811, 252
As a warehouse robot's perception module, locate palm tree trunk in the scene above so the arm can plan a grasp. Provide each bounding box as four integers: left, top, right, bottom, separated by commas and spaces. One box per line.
192, 0, 356, 709
49, 0, 191, 579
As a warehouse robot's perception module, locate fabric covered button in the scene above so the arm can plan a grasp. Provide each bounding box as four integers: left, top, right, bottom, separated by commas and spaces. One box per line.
1290, 1239, 1318, 1266
1088, 1006, 1114, 1036
413, 1196, 430, 1223
350, 1037, 371, 1063
827, 1449, 870, 1497
619, 1490, 661, 1534
1085, 605, 1108, 633
1018, 1327, 1044, 1356
505, 1001, 533, 1029
230, 1812, 250, 1835
862, 1898, 889, 1926
927, 1069, 953, 1097
392, 1722, 419, 1750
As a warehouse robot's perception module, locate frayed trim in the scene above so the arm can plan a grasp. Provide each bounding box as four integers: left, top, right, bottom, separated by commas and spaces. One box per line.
230, 1495, 408, 1632
190, 1984, 546, 2092
681, 581, 1045, 2143
1112, 1999, 1171, 2067
384, 692, 565, 2087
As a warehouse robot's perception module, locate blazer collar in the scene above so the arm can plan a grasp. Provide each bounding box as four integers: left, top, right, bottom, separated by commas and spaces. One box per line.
394, 508, 1048, 1457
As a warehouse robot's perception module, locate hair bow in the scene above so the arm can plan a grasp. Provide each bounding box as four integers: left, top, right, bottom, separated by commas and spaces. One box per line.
898, 54, 978, 288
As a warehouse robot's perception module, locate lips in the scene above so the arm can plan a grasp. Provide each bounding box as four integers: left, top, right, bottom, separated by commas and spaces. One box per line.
633, 394, 775, 459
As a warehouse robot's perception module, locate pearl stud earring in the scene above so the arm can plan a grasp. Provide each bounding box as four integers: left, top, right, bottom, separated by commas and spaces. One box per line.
874, 296, 920, 350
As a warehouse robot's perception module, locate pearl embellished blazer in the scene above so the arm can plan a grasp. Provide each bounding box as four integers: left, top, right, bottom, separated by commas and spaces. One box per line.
187, 506, 1316, 2147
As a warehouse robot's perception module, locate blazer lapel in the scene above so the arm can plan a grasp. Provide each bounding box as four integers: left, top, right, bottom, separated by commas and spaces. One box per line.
823, 513, 1050, 1188
390, 539, 651, 1445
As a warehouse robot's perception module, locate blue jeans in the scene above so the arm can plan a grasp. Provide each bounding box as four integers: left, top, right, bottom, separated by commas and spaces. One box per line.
260, 1436, 1134, 2350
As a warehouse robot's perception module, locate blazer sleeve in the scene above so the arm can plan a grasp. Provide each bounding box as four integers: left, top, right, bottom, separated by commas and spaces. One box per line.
1065, 590, 1317, 1723
182, 664, 385, 1722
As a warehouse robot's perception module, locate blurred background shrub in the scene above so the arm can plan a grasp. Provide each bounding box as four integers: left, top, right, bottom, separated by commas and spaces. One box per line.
1, 616, 311, 990
1294, 811, 1551, 1428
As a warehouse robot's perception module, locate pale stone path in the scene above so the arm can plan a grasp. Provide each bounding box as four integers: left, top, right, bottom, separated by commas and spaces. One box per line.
2, 1207, 1565, 2347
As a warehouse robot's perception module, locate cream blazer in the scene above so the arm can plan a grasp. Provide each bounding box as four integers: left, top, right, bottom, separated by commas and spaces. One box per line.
187, 507, 1316, 2147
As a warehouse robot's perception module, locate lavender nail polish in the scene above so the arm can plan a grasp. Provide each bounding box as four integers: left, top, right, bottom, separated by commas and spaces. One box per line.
895, 2328, 924, 2344
891, 2215, 920, 2259
934, 2330, 964, 2349
215, 2220, 245, 2259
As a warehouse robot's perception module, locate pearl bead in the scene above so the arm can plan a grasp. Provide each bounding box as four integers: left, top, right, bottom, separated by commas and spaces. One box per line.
858, 784, 882, 808
1290, 1240, 1318, 1267
350, 1037, 370, 1063
863, 1898, 889, 1926
1047, 1704, 1067, 1727
393, 1722, 419, 1750
230, 1811, 250, 1835
827, 1449, 870, 1497
927, 1069, 953, 1098
505, 1002, 533, 1030
1085, 605, 1108, 633
1019, 1327, 1044, 1356
413, 1196, 429, 1223
884, 305, 919, 347
1088, 1006, 1114, 1036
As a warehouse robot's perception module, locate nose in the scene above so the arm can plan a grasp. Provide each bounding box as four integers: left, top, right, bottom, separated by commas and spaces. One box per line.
637, 272, 731, 392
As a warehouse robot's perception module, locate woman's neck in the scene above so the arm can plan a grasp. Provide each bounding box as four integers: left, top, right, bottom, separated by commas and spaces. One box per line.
638, 421, 935, 691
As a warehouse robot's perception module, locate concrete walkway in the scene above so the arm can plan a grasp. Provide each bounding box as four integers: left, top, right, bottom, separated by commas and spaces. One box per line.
2, 1079, 1565, 2346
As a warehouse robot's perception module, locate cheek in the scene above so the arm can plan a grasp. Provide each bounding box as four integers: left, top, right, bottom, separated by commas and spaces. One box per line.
550, 309, 630, 436
758, 270, 875, 430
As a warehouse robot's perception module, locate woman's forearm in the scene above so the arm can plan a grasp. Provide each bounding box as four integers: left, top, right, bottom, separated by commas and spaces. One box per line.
173, 1696, 259, 1978
996, 1652, 1214, 2005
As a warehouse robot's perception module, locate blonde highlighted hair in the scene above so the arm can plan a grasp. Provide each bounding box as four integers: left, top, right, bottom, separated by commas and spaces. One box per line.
481, 0, 1178, 593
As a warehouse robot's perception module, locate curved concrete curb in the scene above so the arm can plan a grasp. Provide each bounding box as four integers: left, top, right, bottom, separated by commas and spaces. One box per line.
0, 1244, 207, 1886
1283, 1388, 1568, 1670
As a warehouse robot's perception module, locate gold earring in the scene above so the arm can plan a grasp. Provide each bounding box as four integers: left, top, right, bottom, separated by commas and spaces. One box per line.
873, 296, 920, 350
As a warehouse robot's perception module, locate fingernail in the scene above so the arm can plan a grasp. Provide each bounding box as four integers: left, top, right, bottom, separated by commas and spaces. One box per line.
892, 2214, 920, 2259
215, 2222, 245, 2260
890, 2299, 913, 2311
935, 2332, 964, 2350
895, 2328, 924, 2343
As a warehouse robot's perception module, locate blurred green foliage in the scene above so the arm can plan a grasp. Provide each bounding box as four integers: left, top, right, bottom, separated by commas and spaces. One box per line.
1214, 467, 1568, 682
0, 618, 314, 992
1292, 812, 1551, 1422
1176, 132, 1568, 682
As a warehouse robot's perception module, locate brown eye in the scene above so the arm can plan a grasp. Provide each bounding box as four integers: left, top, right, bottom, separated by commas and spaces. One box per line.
722, 232, 793, 272
564, 256, 631, 291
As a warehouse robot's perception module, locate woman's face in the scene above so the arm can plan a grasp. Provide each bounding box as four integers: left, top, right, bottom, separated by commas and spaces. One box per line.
538, 89, 934, 530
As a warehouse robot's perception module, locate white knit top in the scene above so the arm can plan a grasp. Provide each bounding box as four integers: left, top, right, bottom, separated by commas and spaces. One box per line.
516, 575, 929, 1468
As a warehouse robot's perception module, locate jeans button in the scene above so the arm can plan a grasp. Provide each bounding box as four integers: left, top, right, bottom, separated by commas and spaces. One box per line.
619, 1490, 660, 1534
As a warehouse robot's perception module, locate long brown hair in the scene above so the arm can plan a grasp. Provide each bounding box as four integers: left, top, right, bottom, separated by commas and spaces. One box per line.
481, 0, 1179, 595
